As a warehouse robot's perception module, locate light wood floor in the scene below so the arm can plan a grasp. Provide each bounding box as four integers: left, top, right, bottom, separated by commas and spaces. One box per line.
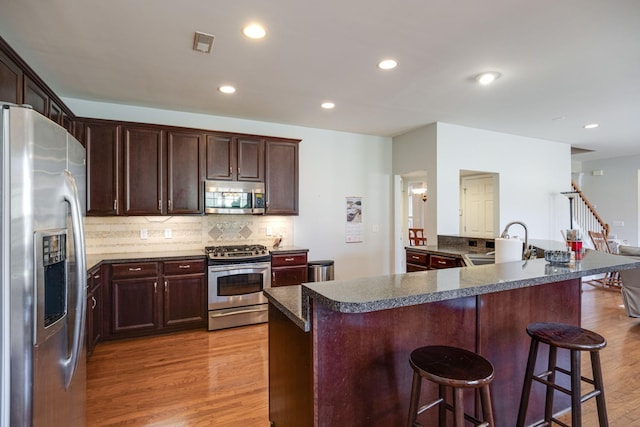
87, 284, 640, 426
86, 324, 270, 426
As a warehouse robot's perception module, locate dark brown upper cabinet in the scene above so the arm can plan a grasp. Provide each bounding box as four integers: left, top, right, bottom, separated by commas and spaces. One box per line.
265, 139, 300, 215
23, 76, 48, 117
85, 121, 122, 216
205, 133, 264, 182
166, 130, 205, 214
123, 125, 165, 215
0, 48, 23, 104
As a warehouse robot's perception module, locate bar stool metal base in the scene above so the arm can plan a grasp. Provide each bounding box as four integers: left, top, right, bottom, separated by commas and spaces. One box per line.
516, 322, 608, 427
407, 345, 495, 427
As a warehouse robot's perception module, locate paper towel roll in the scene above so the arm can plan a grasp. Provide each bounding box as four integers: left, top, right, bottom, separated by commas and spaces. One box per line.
495, 237, 523, 263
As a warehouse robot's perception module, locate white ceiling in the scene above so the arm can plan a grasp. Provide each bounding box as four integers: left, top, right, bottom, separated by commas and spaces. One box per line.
1, 0, 639, 161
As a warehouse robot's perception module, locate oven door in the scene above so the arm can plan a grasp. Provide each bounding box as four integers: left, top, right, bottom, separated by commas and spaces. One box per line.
208, 262, 271, 310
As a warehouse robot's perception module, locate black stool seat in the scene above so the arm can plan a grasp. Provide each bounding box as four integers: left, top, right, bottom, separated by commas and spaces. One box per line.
517, 322, 609, 427
408, 345, 495, 427
527, 322, 606, 351
410, 345, 494, 387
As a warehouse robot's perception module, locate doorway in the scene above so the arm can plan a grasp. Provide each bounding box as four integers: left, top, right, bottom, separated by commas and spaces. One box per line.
393, 172, 427, 273
460, 172, 498, 238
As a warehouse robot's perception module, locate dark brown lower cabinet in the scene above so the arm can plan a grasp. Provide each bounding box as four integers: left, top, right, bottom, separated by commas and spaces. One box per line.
104, 258, 206, 340
112, 276, 160, 335
405, 249, 463, 272
86, 266, 103, 357
271, 250, 308, 286
163, 273, 207, 328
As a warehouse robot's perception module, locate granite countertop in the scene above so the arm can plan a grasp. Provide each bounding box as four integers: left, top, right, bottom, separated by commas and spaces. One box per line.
86, 250, 206, 271
264, 249, 640, 332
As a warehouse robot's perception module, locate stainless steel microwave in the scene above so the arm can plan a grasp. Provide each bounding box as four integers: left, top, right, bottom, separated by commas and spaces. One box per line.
204, 181, 266, 214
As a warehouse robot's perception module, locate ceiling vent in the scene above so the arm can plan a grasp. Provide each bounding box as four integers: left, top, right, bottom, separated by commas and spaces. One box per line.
193, 31, 215, 53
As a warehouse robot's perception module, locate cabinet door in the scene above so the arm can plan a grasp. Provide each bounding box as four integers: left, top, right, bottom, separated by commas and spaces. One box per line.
85, 121, 121, 215
265, 139, 299, 215
167, 130, 204, 214
163, 274, 206, 328
112, 277, 161, 335
272, 267, 308, 287
205, 133, 234, 180
87, 282, 102, 356
123, 126, 165, 215
237, 137, 264, 182
23, 76, 48, 116
49, 100, 62, 124
0, 49, 22, 104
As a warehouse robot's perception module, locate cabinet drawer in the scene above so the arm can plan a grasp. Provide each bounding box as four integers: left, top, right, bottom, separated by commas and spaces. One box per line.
164, 259, 205, 275
271, 253, 307, 267
112, 262, 159, 279
406, 251, 428, 267
429, 255, 459, 269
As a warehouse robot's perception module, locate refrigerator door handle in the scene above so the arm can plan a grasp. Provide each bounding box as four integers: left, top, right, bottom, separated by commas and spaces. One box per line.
61, 170, 87, 390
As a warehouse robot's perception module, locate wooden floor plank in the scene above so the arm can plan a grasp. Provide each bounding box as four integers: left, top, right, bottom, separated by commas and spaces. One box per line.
87, 284, 640, 426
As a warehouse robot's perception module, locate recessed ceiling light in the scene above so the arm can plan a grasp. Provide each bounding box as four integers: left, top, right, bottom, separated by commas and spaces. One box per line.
584, 123, 599, 129
321, 102, 335, 109
378, 59, 397, 70
218, 85, 236, 94
475, 71, 501, 85
242, 23, 266, 39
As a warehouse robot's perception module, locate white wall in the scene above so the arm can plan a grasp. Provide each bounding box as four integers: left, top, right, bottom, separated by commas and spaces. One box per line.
578, 155, 640, 245
393, 122, 572, 241
392, 123, 438, 243
64, 98, 393, 280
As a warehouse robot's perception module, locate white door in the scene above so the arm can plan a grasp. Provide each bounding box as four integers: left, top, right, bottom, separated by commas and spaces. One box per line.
461, 175, 494, 237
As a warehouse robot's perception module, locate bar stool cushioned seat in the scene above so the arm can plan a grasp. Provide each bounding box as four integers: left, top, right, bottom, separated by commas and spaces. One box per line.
408, 345, 495, 427
517, 322, 608, 427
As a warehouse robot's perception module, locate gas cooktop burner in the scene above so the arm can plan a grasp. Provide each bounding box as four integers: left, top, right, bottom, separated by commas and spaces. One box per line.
205, 244, 270, 263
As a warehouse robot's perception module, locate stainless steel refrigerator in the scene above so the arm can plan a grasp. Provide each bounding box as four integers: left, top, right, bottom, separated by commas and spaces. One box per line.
1, 104, 87, 426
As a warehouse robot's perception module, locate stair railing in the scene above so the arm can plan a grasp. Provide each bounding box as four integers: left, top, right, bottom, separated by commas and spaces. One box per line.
567, 179, 610, 242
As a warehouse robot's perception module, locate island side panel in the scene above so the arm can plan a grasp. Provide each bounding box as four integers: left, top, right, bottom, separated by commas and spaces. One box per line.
312, 297, 477, 427
477, 279, 582, 426
268, 303, 313, 427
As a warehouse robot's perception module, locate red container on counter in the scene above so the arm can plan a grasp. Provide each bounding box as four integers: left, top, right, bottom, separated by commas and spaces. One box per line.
570, 240, 583, 260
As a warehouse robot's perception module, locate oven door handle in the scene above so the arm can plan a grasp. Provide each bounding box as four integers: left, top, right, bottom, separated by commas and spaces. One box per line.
210, 307, 267, 318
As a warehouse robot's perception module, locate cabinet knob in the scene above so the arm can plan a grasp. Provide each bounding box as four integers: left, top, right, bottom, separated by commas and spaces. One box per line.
128, 267, 142, 271
168, 199, 173, 211
154, 282, 157, 293
411, 256, 420, 260
91, 296, 97, 309
285, 257, 294, 262
114, 199, 118, 210
178, 264, 191, 269
164, 281, 168, 292
158, 200, 162, 211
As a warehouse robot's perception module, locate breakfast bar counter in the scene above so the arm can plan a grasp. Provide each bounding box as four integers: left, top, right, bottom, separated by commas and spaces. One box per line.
264, 250, 640, 427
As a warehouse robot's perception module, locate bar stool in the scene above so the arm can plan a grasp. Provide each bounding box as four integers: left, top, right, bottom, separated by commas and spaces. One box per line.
516, 322, 608, 427
407, 345, 495, 427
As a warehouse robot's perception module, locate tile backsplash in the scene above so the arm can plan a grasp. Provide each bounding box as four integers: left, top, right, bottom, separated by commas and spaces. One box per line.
84, 215, 293, 255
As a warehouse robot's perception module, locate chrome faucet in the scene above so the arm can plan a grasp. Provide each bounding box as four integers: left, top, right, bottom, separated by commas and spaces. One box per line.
500, 221, 532, 260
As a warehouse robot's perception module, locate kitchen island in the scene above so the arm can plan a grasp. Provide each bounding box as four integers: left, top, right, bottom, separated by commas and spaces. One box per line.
264, 250, 640, 427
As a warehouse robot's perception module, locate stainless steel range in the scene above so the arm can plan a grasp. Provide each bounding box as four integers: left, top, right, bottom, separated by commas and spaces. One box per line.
205, 244, 271, 331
